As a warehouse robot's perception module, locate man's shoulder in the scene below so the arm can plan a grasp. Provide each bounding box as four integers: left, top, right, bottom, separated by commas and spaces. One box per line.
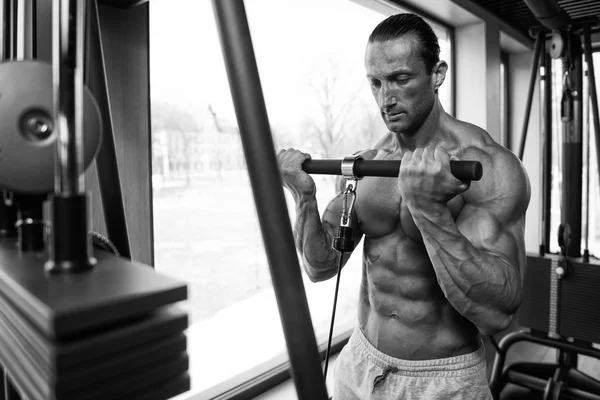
459, 138, 530, 217
447, 117, 523, 178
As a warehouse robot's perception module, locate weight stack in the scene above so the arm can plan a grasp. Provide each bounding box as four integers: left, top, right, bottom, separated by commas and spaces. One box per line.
520, 253, 600, 343
0, 239, 189, 400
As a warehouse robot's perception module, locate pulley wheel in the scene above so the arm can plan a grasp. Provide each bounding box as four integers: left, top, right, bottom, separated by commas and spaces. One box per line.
549, 33, 564, 59
0, 60, 102, 193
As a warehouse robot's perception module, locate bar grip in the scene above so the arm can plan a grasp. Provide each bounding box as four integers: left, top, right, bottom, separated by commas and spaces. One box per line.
302, 159, 483, 181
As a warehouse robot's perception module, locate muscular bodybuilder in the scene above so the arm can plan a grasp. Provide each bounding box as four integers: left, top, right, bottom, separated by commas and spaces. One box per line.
278, 13, 530, 399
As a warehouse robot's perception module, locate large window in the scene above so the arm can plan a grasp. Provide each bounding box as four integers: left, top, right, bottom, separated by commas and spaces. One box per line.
150, 1, 453, 398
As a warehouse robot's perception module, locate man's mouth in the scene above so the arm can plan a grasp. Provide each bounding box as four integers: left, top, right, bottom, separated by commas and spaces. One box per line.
384, 112, 405, 122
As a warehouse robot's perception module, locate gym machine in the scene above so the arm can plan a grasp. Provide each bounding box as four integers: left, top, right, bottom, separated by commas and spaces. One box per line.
490, 9, 600, 400
0, 1, 189, 399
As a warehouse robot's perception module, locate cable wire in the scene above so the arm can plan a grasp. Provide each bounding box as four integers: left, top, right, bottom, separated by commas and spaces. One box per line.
323, 252, 344, 380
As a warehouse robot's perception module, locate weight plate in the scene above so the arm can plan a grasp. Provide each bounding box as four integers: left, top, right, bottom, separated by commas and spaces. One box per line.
0, 60, 102, 193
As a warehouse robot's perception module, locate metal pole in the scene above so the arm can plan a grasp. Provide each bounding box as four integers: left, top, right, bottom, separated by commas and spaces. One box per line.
542, 53, 553, 254
561, 33, 583, 258
212, 1, 329, 399
47, 0, 94, 273
0, 0, 7, 59
582, 25, 600, 203
87, 0, 131, 259
0, 1, 18, 241
519, 32, 544, 161
14, 0, 23, 60
7, 0, 14, 59
538, 52, 552, 256
53, 0, 85, 196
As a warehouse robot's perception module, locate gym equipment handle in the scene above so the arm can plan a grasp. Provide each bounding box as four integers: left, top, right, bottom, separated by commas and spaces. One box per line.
302, 159, 483, 181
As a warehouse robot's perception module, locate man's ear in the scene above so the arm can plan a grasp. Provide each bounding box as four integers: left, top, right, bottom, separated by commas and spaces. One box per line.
432, 60, 448, 91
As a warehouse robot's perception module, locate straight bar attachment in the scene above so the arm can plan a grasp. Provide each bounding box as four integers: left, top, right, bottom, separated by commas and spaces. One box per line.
212, 1, 329, 399
303, 159, 483, 181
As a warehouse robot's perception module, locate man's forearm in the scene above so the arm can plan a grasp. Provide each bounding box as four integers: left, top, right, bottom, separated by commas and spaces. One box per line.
410, 207, 521, 335
294, 195, 339, 280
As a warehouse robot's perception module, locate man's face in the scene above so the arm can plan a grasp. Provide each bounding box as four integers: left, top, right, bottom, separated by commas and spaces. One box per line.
364, 36, 437, 135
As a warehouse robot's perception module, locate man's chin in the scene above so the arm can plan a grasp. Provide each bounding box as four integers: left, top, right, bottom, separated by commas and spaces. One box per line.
386, 121, 411, 134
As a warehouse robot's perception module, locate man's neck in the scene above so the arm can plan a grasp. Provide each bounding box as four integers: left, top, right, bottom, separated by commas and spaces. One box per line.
394, 99, 450, 151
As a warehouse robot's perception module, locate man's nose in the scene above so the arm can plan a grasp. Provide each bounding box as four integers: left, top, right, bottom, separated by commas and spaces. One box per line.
379, 86, 397, 110
381, 93, 397, 111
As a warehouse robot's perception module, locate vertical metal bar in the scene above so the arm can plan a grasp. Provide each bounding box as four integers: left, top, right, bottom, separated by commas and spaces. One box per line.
47, 0, 94, 273
212, 1, 329, 399
0, 0, 6, 59
8, 0, 15, 59
86, 0, 131, 259
53, 0, 86, 196
561, 33, 583, 258
14, 0, 23, 59
518, 32, 544, 161
538, 54, 546, 255
583, 74, 590, 261
29, 0, 34, 59
542, 53, 553, 253
582, 25, 600, 203
14, 0, 34, 60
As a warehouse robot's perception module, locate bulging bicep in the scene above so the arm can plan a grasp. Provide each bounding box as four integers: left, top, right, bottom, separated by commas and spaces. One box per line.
456, 200, 526, 278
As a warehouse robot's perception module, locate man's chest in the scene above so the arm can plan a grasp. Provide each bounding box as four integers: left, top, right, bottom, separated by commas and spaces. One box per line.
353, 176, 464, 240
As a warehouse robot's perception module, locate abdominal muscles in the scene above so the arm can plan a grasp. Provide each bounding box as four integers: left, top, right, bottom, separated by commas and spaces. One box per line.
358, 234, 479, 360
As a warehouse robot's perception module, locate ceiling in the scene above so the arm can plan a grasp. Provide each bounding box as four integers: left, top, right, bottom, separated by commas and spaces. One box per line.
467, 0, 600, 38
98, 0, 600, 49
99, 0, 600, 35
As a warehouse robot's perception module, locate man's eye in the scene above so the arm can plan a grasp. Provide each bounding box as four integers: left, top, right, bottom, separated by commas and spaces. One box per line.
369, 80, 381, 89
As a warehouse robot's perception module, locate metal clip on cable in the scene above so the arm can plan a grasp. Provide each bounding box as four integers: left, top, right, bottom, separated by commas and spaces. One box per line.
561, 69, 573, 123
333, 156, 363, 253
324, 155, 363, 381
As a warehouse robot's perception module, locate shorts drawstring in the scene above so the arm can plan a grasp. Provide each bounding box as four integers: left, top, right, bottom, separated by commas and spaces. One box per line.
372, 365, 399, 393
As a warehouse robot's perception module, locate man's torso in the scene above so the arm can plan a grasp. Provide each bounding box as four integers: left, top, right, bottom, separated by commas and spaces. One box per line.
350, 121, 491, 360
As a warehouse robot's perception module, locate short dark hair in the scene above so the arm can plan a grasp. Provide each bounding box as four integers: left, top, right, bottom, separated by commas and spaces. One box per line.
368, 13, 440, 73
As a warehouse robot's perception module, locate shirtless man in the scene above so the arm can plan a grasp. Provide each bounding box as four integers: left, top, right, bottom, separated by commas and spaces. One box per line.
278, 13, 530, 399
